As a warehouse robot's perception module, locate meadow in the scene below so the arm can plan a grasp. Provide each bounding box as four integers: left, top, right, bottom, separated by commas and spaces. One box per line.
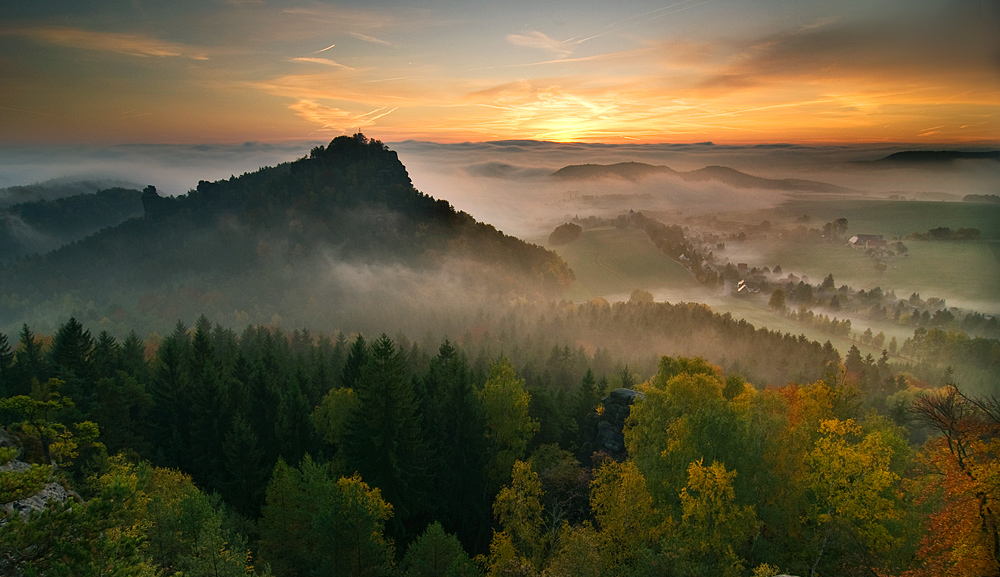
543, 226, 904, 357
774, 197, 1000, 239
542, 226, 705, 303
742, 198, 1000, 313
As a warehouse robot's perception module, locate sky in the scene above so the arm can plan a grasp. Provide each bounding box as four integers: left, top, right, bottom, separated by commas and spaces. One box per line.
1, 0, 999, 145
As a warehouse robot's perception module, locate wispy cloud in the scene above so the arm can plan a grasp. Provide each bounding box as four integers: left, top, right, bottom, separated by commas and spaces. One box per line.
3, 27, 209, 60
291, 57, 352, 69
310, 43, 337, 54
348, 32, 393, 47
287, 100, 398, 134
506, 31, 580, 58
288, 100, 352, 132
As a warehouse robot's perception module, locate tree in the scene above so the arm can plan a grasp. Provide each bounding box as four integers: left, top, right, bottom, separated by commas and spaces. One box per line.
0, 330, 13, 397
821, 274, 835, 290
907, 386, 1000, 575
485, 460, 545, 575
481, 356, 538, 495
420, 341, 488, 551
678, 459, 758, 577
48, 317, 95, 414
340, 334, 368, 389
805, 418, 902, 576
259, 456, 394, 577
0, 458, 157, 577
769, 289, 787, 312
344, 334, 428, 535
590, 459, 661, 572
401, 522, 478, 577
13, 324, 46, 397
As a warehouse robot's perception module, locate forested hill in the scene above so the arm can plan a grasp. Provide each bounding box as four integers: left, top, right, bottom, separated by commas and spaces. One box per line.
551, 161, 850, 193
0, 135, 573, 332
0, 187, 144, 263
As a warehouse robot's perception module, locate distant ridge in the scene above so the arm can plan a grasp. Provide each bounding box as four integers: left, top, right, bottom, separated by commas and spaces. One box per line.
0, 134, 574, 328
872, 150, 1000, 164
551, 162, 850, 193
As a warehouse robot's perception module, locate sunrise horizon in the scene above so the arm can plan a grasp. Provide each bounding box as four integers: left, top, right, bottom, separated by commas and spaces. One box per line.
3, 0, 998, 147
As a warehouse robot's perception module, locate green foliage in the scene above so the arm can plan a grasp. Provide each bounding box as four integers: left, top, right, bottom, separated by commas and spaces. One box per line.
311, 386, 359, 448
481, 357, 539, 494
0, 457, 157, 577
259, 456, 394, 577
0, 449, 51, 503
678, 459, 758, 577
590, 459, 661, 572
492, 460, 545, 567
344, 334, 429, 533
805, 418, 903, 572
402, 521, 479, 577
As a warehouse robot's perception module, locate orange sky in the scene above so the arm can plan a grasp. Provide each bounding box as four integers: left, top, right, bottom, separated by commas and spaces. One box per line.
1, 0, 998, 145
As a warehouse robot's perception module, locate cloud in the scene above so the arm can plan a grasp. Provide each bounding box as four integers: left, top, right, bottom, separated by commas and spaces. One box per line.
348, 32, 393, 47
3, 26, 209, 60
288, 100, 353, 132
310, 43, 337, 54
699, 9, 1000, 92
506, 31, 579, 58
291, 57, 352, 69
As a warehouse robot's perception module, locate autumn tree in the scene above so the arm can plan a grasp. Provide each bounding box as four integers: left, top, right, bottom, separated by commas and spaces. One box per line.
905, 386, 1000, 575
481, 356, 538, 495
259, 456, 394, 577
677, 459, 758, 577
805, 418, 903, 576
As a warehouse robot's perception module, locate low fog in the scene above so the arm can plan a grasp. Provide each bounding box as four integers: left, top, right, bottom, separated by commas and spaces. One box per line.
4, 140, 998, 237
0, 142, 319, 197
2, 137, 997, 333
392, 140, 1000, 239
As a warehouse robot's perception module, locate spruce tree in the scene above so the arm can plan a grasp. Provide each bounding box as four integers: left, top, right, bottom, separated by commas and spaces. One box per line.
344, 334, 428, 537
0, 331, 13, 397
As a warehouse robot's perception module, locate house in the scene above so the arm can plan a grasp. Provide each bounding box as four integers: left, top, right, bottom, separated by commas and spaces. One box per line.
848, 234, 886, 249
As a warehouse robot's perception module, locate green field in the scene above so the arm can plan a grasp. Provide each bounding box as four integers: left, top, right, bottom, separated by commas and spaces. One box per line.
543, 227, 906, 356
542, 227, 706, 302
540, 219, 998, 357
730, 198, 1000, 313
774, 198, 1000, 239
747, 239, 1000, 313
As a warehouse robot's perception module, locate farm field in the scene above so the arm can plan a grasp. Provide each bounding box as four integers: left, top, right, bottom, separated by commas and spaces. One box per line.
772, 198, 1000, 240
541, 227, 707, 303
544, 226, 909, 357
739, 239, 1000, 314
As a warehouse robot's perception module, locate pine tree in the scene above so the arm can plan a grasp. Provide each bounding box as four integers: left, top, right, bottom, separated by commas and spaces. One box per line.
0, 331, 13, 397
149, 321, 193, 469
344, 334, 428, 537
14, 324, 46, 396
340, 334, 368, 389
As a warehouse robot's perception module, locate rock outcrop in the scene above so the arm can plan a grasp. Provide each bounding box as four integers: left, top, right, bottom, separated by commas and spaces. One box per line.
578, 388, 645, 464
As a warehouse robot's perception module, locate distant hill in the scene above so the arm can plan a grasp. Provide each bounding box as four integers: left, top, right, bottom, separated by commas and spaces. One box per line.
872, 150, 1000, 164
0, 135, 573, 331
0, 178, 142, 208
0, 187, 144, 263
551, 162, 850, 193
551, 162, 678, 182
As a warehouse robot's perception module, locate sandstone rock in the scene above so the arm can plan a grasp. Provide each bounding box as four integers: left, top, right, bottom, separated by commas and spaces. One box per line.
578, 388, 645, 464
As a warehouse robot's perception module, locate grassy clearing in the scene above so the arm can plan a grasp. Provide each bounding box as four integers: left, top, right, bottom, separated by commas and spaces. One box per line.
544, 227, 705, 302
543, 226, 900, 356
747, 239, 1000, 313
775, 198, 1000, 239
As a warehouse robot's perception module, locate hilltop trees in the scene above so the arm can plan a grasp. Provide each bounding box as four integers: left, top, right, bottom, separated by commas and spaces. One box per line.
343, 334, 429, 536
4, 314, 988, 576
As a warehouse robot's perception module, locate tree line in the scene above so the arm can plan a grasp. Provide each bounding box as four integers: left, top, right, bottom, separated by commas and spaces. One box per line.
1, 314, 997, 576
